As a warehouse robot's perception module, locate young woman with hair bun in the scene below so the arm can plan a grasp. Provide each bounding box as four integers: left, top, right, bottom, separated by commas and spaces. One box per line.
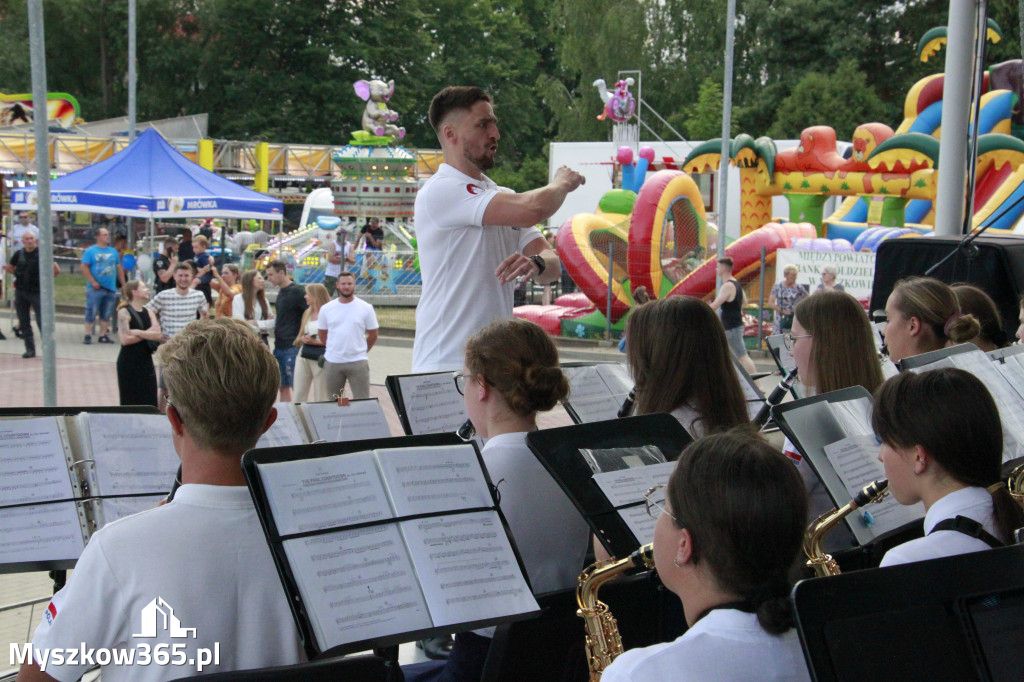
883, 276, 980, 363
952, 283, 1008, 352
872, 368, 1023, 567
602, 430, 810, 682
412, 318, 591, 681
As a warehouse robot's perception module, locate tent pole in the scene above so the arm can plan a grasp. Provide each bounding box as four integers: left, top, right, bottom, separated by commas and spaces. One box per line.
29, 0, 57, 407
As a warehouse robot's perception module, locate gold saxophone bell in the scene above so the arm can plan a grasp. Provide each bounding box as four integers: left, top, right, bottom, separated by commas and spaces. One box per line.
803, 479, 888, 577
1008, 463, 1024, 509
577, 544, 655, 681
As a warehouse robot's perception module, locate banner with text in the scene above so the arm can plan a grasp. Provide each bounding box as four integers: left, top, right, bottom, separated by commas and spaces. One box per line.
774, 249, 876, 302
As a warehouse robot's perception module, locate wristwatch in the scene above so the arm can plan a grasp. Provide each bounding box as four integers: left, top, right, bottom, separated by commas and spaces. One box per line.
529, 254, 547, 275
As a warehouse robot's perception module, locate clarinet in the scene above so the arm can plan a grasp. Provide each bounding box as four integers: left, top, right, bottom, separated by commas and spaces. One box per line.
457, 418, 476, 441
754, 368, 798, 430
617, 388, 636, 419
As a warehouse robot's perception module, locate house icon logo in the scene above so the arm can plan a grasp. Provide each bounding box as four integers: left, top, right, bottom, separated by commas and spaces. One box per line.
133, 597, 197, 639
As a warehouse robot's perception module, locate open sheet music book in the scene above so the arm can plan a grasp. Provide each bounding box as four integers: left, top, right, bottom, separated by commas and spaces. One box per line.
774, 387, 925, 547
243, 436, 538, 657
255, 400, 393, 449
988, 344, 1024, 404
900, 343, 1024, 463
561, 362, 634, 424
526, 414, 691, 557
0, 412, 178, 571
386, 373, 469, 436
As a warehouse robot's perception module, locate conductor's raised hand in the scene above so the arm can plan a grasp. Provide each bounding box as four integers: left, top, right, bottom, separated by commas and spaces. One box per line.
495, 252, 540, 284
553, 166, 586, 192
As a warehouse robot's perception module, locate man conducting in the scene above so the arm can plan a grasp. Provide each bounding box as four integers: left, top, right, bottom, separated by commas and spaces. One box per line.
18, 318, 303, 682
318, 271, 378, 400
411, 86, 585, 372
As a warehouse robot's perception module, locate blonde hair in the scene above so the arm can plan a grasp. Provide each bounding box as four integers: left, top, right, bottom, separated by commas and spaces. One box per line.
194, 235, 209, 248
464, 318, 569, 417
295, 284, 331, 347
117, 280, 145, 311
891, 277, 981, 346
158, 318, 279, 455
783, 265, 798, 276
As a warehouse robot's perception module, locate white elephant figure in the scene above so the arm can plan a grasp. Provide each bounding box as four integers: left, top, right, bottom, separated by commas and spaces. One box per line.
354, 78, 406, 139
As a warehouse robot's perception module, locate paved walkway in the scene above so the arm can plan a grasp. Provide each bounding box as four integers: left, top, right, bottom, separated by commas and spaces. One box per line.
0, 317, 779, 675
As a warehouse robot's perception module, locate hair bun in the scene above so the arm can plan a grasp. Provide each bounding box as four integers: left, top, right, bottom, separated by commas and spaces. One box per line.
509, 365, 569, 415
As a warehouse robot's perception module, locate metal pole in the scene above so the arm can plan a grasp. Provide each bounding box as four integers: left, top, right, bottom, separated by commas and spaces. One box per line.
28, 0, 57, 406
716, 0, 737, 290
128, 0, 137, 142
606, 241, 614, 341
934, 0, 978, 237
758, 245, 766, 350
962, 0, 989, 234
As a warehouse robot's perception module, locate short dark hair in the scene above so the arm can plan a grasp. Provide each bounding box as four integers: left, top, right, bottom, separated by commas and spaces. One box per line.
265, 260, 287, 274
428, 86, 492, 133
717, 257, 734, 269
174, 261, 195, 274
338, 271, 356, 280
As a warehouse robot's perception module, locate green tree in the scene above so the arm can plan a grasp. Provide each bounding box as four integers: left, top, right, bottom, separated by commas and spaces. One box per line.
767, 59, 890, 140
685, 78, 739, 140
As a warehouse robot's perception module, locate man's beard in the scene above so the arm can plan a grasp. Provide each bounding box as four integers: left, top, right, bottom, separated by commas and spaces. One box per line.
466, 148, 495, 172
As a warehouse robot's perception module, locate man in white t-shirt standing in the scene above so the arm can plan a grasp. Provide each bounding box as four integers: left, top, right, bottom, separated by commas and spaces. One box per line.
318, 272, 379, 399
323, 228, 353, 295
411, 86, 586, 372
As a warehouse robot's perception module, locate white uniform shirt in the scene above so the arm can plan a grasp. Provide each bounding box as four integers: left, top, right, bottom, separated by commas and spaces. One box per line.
879, 486, 1001, 567
670, 405, 706, 440
411, 163, 542, 372
602, 609, 811, 682
317, 296, 379, 364
30, 485, 304, 682
482, 432, 591, 595
231, 293, 275, 333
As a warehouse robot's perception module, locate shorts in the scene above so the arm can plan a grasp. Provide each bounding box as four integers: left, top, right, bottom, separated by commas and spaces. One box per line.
85, 287, 118, 322
724, 325, 749, 358
273, 346, 300, 388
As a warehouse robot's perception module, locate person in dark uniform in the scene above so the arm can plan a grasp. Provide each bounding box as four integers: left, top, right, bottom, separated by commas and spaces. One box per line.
4, 231, 60, 358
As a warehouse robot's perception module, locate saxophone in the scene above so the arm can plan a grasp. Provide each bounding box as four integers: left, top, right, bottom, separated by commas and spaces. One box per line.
803, 478, 888, 577
577, 543, 655, 680
1009, 463, 1024, 510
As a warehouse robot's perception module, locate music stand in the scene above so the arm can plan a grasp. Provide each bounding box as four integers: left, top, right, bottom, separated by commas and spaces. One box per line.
793, 544, 1024, 682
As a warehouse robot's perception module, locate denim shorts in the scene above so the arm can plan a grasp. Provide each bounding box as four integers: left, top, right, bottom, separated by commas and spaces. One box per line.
85, 287, 118, 322
724, 325, 749, 358
273, 346, 299, 388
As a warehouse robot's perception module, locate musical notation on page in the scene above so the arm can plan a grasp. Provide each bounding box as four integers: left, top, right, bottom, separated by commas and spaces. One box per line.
564, 365, 629, 424
0, 417, 75, 505
592, 461, 676, 545
257, 403, 306, 449
376, 445, 491, 517
0, 503, 85, 564
400, 511, 536, 627
398, 374, 469, 435
283, 524, 432, 649
259, 452, 393, 536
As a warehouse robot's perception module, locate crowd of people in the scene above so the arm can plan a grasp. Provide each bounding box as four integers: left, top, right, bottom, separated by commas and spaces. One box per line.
7, 84, 1024, 682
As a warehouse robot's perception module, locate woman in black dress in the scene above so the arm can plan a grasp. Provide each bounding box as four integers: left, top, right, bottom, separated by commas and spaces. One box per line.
116, 280, 162, 406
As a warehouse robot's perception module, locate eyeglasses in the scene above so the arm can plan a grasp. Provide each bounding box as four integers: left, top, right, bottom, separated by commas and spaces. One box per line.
643, 485, 677, 522
783, 331, 812, 352
454, 372, 493, 396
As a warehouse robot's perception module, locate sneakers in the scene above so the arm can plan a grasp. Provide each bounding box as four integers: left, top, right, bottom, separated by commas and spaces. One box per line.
22, 350, 35, 359
98, 335, 114, 344
84, 335, 92, 345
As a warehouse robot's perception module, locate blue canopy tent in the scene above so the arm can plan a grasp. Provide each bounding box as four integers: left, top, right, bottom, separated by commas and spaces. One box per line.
10, 128, 282, 221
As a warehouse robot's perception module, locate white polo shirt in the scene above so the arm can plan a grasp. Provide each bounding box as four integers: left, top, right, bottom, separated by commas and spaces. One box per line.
411, 163, 542, 372
29, 485, 304, 682
317, 295, 379, 364
879, 486, 1001, 567
602, 609, 811, 682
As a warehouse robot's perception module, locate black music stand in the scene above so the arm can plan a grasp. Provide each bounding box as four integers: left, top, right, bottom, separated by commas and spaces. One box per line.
792, 543, 1024, 682
526, 414, 691, 557
560, 361, 633, 424
385, 371, 468, 436
241, 433, 539, 661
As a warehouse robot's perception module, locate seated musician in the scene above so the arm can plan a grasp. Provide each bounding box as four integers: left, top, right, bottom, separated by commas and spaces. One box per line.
872, 368, 1024, 567
624, 296, 749, 437
882, 276, 980, 364
603, 430, 811, 682
407, 318, 590, 681
952, 284, 1010, 352
18, 318, 304, 682
787, 291, 885, 531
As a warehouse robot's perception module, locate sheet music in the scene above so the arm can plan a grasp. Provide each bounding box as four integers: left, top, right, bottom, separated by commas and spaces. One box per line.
995, 355, 1024, 402
256, 403, 307, 449
592, 461, 676, 507
619, 505, 659, 546
324, 400, 393, 442
400, 511, 537, 627
78, 414, 179, 523
564, 365, 626, 423
258, 451, 393, 536
579, 445, 667, 473
283, 524, 432, 649
0, 417, 75, 505
376, 445, 492, 517
0, 503, 85, 564
98, 495, 165, 527
397, 374, 469, 435
825, 434, 924, 538
595, 364, 633, 397
829, 398, 874, 437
